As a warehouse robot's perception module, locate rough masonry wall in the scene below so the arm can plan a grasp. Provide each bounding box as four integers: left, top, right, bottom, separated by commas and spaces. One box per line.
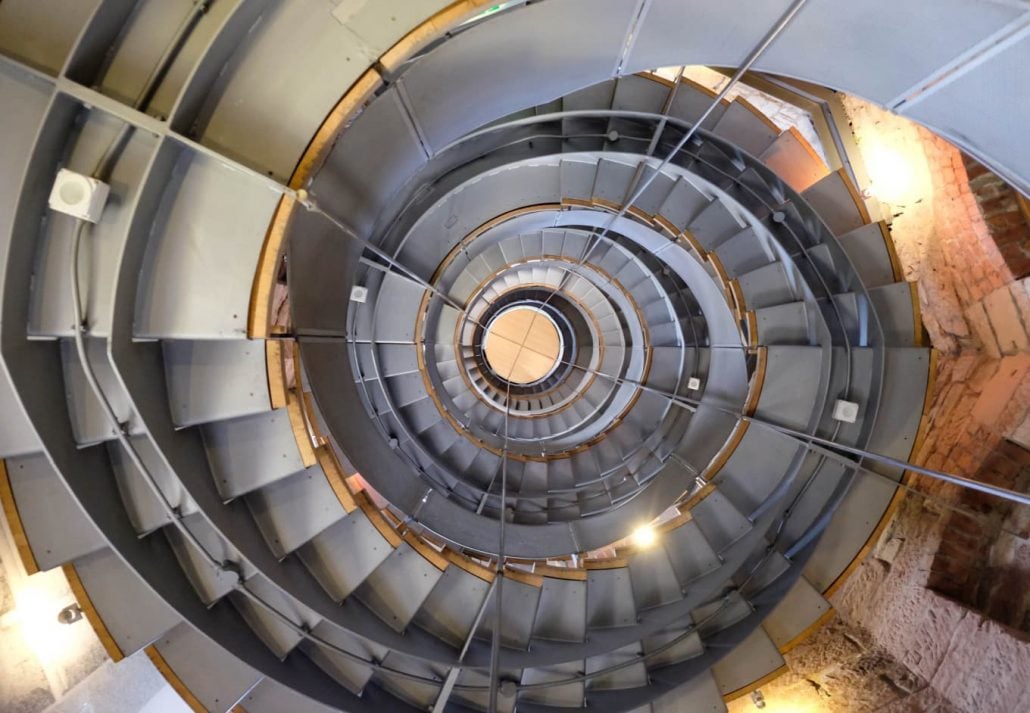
742, 95, 1030, 712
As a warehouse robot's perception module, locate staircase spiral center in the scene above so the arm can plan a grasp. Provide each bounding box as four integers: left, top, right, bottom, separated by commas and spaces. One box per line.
482, 305, 563, 385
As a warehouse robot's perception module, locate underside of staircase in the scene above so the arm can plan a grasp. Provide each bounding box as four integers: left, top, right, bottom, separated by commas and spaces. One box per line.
0, 1, 1025, 711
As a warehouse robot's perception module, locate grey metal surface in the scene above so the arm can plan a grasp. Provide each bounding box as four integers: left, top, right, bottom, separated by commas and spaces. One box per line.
296, 510, 394, 602
709, 626, 783, 695
246, 467, 346, 558
164, 339, 271, 427
72, 546, 181, 656
5, 451, 105, 570
203, 409, 306, 500
353, 544, 444, 634
134, 149, 279, 339
155, 621, 264, 712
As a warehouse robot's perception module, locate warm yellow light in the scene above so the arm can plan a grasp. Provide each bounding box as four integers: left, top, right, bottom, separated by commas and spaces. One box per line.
631, 525, 657, 549
13, 579, 77, 667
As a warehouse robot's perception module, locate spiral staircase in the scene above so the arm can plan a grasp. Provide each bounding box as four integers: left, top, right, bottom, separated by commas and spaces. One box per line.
0, 1, 1025, 711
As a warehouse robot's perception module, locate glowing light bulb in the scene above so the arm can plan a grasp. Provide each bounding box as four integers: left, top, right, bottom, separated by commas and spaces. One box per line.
631, 525, 657, 549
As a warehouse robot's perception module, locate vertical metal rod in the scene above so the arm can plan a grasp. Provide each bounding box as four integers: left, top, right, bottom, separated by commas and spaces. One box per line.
488, 376, 514, 711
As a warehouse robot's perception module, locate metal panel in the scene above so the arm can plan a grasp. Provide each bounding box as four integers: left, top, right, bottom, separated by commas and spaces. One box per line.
134, 150, 279, 339
73, 546, 180, 656
521, 660, 585, 708
194, 0, 367, 179
339, 0, 452, 58
688, 200, 746, 250
166, 522, 239, 606
755, 0, 1023, 104
60, 337, 143, 446
0, 0, 100, 74
710, 627, 784, 695
760, 128, 827, 193
246, 467, 346, 558
353, 543, 444, 634
231, 573, 320, 659
202, 409, 306, 500
5, 452, 104, 570
754, 345, 823, 431
716, 426, 800, 514
412, 565, 491, 648
764, 575, 831, 648
904, 34, 1030, 196
108, 435, 196, 534
689, 490, 751, 553
651, 670, 726, 713
662, 519, 722, 587
801, 171, 866, 236
301, 620, 381, 696
477, 575, 542, 650
736, 261, 795, 310
155, 622, 264, 712
29, 120, 158, 338
837, 223, 897, 289
164, 339, 270, 427
236, 677, 338, 713
641, 626, 703, 670
587, 568, 637, 629
868, 282, 918, 347
626, 544, 685, 614
586, 642, 648, 691
533, 577, 587, 643
754, 302, 810, 345
711, 100, 779, 158
398, 0, 639, 152
311, 88, 428, 237
296, 510, 394, 602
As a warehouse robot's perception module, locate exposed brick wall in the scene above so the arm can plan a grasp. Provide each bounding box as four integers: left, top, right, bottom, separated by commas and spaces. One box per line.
927, 440, 1030, 631
963, 156, 1030, 280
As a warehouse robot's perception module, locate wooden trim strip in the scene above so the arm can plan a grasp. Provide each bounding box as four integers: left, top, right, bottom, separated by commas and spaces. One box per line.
728, 278, 745, 319
722, 663, 790, 702
285, 391, 318, 468
678, 229, 707, 258
443, 550, 495, 582
909, 281, 924, 347
735, 96, 781, 134
878, 221, 905, 282
315, 446, 357, 513
652, 214, 681, 239
535, 565, 588, 581
145, 644, 206, 713
778, 606, 835, 655
701, 423, 749, 482
743, 347, 768, 417
837, 167, 872, 225
265, 340, 287, 410
502, 567, 544, 587
0, 459, 39, 575
402, 532, 450, 571
379, 1, 497, 74
247, 195, 295, 339
356, 493, 403, 548
63, 563, 124, 662
679, 481, 717, 510
745, 310, 759, 347
290, 68, 382, 190
582, 558, 628, 570
822, 349, 939, 599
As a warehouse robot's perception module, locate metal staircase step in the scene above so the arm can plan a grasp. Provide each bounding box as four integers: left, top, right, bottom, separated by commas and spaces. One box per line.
60, 337, 142, 446
1, 452, 105, 571
203, 409, 309, 500
764, 575, 833, 649
801, 168, 870, 236
247, 467, 346, 559
108, 435, 197, 535
587, 565, 638, 629
353, 543, 446, 634
709, 626, 786, 698
711, 99, 780, 158
689, 490, 752, 553
67, 546, 180, 660
760, 126, 829, 192
163, 339, 271, 427
412, 563, 493, 648
300, 620, 381, 696
586, 641, 648, 691
150, 621, 263, 713
532, 574, 588, 643
837, 222, 901, 289
229, 573, 321, 660
477, 573, 543, 650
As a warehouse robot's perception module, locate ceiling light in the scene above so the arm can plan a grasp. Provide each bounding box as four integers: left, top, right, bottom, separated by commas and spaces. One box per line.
631, 525, 657, 549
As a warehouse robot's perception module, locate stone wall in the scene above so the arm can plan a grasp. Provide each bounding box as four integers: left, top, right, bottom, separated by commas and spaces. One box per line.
749, 95, 1030, 712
